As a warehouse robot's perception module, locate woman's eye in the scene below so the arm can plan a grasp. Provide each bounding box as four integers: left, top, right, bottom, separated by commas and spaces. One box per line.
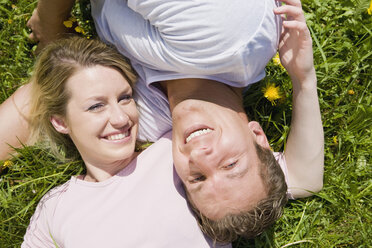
119, 94, 132, 103
88, 103, 104, 111
190, 175, 205, 183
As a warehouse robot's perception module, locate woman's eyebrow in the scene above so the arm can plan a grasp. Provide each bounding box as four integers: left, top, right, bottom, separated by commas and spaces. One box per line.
86, 96, 106, 101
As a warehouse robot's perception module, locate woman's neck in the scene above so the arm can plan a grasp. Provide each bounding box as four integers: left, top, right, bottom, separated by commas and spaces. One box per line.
82, 152, 139, 182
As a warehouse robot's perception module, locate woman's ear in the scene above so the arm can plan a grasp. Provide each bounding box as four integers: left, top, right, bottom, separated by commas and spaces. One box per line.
247, 121, 270, 149
50, 115, 69, 134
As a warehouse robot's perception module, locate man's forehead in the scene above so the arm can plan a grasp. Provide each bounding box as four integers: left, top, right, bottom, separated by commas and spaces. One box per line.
189, 184, 257, 220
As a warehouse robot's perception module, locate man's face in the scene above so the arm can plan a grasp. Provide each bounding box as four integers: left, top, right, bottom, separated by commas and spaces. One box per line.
172, 99, 269, 220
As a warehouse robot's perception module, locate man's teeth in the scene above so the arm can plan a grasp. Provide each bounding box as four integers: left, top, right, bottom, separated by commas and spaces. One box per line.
107, 131, 129, 141
186, 129, 212, 143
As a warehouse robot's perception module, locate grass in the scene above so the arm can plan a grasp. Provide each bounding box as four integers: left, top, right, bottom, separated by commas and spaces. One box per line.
1, 0, 371, 247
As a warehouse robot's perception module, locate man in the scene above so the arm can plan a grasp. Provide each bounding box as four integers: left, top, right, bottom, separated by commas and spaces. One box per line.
2, 0, 323, 242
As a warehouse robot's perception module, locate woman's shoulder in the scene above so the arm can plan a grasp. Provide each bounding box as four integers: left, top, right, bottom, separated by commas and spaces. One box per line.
22, 180, 74, 246
37, 179, 73, 210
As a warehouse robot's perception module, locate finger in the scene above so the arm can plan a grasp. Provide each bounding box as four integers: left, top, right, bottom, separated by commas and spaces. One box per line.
282, 20, 311, 40
28, 32, 39, 43
26, 9, 37, 28
277, 0, 302, 8
274, 5, 305, 22
26, 20, 31, 29
279, 29, 291, 46
282, 20, 308, 31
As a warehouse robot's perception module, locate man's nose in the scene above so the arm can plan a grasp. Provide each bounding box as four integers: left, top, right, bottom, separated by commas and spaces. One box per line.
109, 105, 129, 128
190, 146, 214, 168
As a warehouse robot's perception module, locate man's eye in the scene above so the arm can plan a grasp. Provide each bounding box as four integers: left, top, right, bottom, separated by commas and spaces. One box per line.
190, 175, 205, 183
88, 103, 104, 111
224, 161, 237, 169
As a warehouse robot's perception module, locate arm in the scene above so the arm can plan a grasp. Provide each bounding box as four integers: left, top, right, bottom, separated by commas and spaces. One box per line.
0, 84, 31, 160
27, 0, 75, 53
0, 0, 75, 160
274, 0, 324, 197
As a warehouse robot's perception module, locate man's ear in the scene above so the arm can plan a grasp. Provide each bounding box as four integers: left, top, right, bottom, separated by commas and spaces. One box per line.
50, 115, 69, 134
248, 121, 270, 149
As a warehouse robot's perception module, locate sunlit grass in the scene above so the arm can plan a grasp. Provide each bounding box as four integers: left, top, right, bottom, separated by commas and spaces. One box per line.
1, 0, 371, 247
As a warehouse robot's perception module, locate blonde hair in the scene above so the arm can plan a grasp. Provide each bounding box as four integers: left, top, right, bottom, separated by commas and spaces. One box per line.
29, 36, 137, 159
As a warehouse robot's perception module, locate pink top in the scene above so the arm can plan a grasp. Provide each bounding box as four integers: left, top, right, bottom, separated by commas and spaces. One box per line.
22, 132, 231, 248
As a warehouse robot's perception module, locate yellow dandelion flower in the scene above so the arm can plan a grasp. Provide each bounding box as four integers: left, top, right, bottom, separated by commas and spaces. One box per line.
347, 89, 355, 95
11, 4, 16, 9
263, 83, 281, 105
368, 0, 372, 15
63, 20, 73, 28
272, 53, 285, 69
333, 136, 338, 145
75, 26, 85, 34
3, 160, 13, 168
7, 19, 13, 24
272, 53, 281, 65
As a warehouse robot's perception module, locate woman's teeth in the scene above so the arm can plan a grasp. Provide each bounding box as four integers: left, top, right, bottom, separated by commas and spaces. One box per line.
107, 131, 129, 141
186, 129, 212, 143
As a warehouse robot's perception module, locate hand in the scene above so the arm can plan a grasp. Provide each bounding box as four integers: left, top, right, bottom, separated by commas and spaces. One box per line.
274, 0, 315, 86
27, 8, 70, 54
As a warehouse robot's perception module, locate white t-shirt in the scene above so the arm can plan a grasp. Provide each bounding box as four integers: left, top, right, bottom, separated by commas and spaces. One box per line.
22, 132, 231, 248
91, 0, 281, 87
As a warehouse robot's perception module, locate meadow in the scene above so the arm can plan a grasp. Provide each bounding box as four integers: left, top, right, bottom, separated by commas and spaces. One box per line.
0, 0, 371, 247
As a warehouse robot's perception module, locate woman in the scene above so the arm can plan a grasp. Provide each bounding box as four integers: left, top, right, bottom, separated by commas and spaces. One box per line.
22, 36, 228, 248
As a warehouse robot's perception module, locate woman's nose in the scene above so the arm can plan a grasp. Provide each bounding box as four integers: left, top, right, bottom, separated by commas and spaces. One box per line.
109, 105, 129, 127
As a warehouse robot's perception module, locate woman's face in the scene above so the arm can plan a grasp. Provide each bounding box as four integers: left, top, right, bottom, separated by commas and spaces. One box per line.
51, 65, 138, 167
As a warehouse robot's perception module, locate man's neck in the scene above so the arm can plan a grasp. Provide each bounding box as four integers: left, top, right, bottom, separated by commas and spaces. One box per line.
161, 78, 245, 113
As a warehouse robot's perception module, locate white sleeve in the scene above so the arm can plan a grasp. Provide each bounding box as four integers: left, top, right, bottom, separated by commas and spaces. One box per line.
134, 79, 172, 142
273, 152, 295, 200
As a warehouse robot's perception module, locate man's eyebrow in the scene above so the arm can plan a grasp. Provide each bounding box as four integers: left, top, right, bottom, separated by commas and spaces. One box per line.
188, 183, 203, 194
188, 160, 250, 192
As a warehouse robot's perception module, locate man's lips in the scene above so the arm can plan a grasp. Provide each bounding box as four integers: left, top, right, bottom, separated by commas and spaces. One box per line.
184, 125, 213, 144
